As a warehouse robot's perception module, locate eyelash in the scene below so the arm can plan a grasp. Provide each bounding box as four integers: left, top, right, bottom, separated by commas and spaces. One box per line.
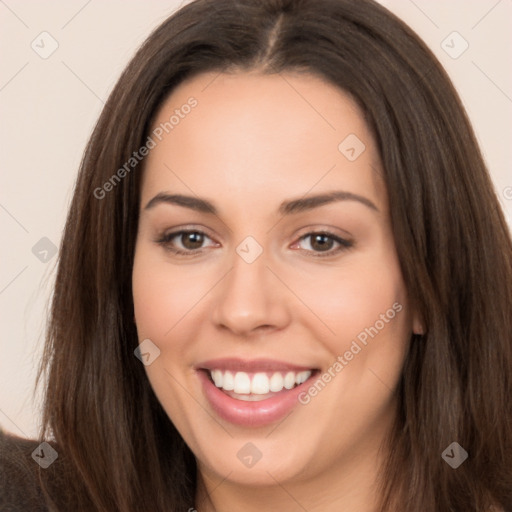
155, 229, 354, 258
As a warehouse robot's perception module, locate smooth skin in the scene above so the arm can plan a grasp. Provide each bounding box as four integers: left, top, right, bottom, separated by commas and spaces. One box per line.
132, 70, 424, 512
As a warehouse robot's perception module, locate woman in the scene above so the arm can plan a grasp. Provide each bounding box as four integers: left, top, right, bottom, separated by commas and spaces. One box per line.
1, 0, 511, 510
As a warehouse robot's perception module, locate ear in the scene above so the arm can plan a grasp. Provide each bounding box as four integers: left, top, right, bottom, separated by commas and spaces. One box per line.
412, 311, 425, 335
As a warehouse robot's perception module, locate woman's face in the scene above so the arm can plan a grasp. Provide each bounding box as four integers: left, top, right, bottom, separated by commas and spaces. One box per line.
132, 71, 421, 491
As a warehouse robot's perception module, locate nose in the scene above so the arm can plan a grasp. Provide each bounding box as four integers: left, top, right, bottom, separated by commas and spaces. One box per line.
211, 245, 291, 337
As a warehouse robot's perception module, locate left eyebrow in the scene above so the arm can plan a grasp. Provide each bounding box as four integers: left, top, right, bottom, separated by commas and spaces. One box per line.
278, 190, 379, 215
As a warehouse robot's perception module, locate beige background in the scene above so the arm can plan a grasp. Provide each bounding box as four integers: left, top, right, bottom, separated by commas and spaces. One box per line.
1, 0, 511, 438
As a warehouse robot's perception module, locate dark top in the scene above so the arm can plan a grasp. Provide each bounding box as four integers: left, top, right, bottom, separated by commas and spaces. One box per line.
0, 428, 56, 512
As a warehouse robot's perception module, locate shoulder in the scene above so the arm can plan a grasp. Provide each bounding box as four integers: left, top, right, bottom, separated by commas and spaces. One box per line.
0, 428, 54, 511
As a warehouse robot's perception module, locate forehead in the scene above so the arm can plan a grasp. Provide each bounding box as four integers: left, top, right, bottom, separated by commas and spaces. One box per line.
142, 71, 386, 215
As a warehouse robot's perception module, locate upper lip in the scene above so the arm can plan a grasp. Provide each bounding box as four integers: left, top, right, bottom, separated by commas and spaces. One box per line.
197, 358, 317, 373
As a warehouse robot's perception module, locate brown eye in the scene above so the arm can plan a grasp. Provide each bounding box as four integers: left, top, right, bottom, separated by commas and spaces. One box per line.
310, 234, 335, 252
156, 229, 217, 255
293, 231, 354, 257
180, 231, 205, 250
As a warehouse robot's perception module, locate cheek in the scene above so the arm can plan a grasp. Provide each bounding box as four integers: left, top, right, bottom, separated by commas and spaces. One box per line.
132, 247, 208, 341
290, 245, 410, 361
132, 247, 204, 426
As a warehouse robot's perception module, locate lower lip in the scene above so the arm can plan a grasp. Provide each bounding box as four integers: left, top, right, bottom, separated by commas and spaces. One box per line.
197, 370, 315, 427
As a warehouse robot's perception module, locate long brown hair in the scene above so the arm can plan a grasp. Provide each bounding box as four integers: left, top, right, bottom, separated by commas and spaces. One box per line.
37, 0, 512, 510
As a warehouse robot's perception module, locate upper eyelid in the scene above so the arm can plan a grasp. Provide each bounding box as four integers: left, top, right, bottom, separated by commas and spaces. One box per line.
159, 227, 348, 240
159, 229, 218, 246
159, 223, 352, 239
159, 225, 216, 240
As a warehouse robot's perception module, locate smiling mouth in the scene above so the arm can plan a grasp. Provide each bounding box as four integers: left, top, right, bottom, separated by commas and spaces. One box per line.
196, 359, 321, 426
202, 368, 318, 401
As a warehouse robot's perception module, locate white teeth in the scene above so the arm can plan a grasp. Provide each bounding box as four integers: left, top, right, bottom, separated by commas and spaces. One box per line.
251, 373, 270, 394
208, 369, 313, 396
223, 371, 234, 391
233, 372, 251, 394
296, 371, 310, 385
268, 372, 283, 392
211, 369, 223, 387
284, 372, 295, 389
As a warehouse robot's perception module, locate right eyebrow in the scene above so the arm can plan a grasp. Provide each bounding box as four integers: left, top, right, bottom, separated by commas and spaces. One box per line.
144, 193, 217, 214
